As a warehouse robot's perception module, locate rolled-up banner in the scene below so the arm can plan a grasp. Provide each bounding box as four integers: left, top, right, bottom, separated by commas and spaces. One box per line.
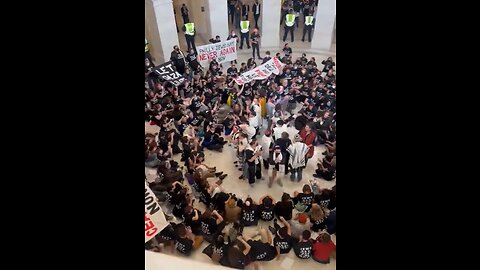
233, 57, 285, 85
152, 61, 186, 86
196, 39, 237, 65
145, 182, 168, 243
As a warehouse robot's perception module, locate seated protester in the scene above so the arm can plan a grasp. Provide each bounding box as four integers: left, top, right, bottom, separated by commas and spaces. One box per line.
210, 191, 231, 214
321, 57, 335, 73
258, 195, 275, 222
200, 209, 225, 243
312, 233, 336, 264
272, 216, 295, 260
293, 184, 314, 212
174, 223, 204, 256
313, 188, 334, 209
203, 234, 229, 264
225, 195, 242, 223
325, 210, 336, 235
313, 159, 336, 181
168, 181, 192, 219
310, 203, 327, 232
240, 197, 259, 226
328, 185, 336, 210
156, 223, 178, 253
261, 50, 271, 64
274, 192, 294, 221
293, 230, 313, 259
227, 63, 238, 77
201, 123, 225, 151
227, 235, 252, 269
183, 206, 203, 235
243, 228, 277, 262
289, 213, 311, 239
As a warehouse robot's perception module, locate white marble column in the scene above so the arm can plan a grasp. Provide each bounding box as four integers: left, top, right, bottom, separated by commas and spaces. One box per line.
145, 0, 180, 63
260, 0, 281, 49
205, 0, 229, 40
311, 0, 336, 51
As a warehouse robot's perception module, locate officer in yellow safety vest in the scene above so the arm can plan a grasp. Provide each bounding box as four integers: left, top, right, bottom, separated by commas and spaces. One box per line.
239, 16, 251, 50
145, 38, 154, 64
302, 13, 314, 43
182, 22, 197, 51
282, 9, 296, 42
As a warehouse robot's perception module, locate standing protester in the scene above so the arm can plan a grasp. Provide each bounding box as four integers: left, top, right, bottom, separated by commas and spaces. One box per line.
171, 45, 187, 75
252, 0, 261, 29
302, 11, 314, 42
239, 16, 251, 50
181, 3, 190, 24
287, 134, 308, 182
250, 28, 261, 60
186, 47, 201, 73
227, 30, 239, 64
241, 0, 250, 19
228, 0, 237, 24
283, 9, 296, 42
182, 21, 197, 51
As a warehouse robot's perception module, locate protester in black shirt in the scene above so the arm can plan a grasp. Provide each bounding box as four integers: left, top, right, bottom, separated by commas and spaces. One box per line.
293, 184, 314, 212
258, 195, 275, 221
241, 197, 259, 226
186, 47, 201, 72
293, 230, 313, 259
244, 228, 276, 262
309, 203, 327, 232
201, 209, 225, 242
250, 28, 261, 60
170, 45, 186, 75
183, 205, 202, 235
244, 139, 261, 186
227, 235, 252, 269
174, 223, 204, 256
272, 216, 294, 259
283, 43, 292, 58
321, 57, 335, 73
274, 192, 294, 220
203, 234, 229, 264
227, 63, 238, 77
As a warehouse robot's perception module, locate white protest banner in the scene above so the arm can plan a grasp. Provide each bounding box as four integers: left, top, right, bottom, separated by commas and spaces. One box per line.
233, 57, 286, 85
153, 61, 186, 86
145, 182, 168, 243
196, 39, 237, 64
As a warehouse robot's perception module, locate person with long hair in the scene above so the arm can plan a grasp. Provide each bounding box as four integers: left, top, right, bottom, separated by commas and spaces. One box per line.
309, 203, 327, 232
312, 232, 336, 264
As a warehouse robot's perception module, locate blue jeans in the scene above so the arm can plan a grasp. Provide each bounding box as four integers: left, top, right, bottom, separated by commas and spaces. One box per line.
290, 167, 303, 181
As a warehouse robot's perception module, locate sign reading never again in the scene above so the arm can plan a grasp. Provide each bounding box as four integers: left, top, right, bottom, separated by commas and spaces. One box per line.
153, 61, 186, 86
145, 182, 168, 243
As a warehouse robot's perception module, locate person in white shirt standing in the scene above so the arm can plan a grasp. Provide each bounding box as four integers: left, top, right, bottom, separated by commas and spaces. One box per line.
273, 119, 288, 141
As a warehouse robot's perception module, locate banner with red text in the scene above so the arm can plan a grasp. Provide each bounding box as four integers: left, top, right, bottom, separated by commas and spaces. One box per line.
233, 57, 286, 85
196, 39, 237, 64
145, 182, 168, 243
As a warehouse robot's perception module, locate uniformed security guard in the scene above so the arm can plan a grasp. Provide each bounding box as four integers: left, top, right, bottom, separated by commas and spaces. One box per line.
182, 21, 197, 51
239, 16, 251, 50
282, 9, 296, 42
302, 13, 314, 42
145, 38, 154, 64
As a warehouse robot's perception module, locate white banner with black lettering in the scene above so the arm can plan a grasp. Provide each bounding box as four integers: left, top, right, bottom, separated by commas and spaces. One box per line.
233, 57, 285, 85
145, 182, 168, 243
153, 61, 186, 86
196, 39, 237, 65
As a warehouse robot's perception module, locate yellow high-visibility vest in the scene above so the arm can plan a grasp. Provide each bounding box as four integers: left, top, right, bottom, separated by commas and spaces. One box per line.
145, 38, 149, 52
240, 20, 250, 33
285, 14, 295, 27
305, 16, 314, 26
185, 23, 195, 35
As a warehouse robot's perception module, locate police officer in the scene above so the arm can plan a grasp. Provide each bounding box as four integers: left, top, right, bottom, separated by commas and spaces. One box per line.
145, 38, 154, 64
302, 12, 314, 42
182, 21, 197, 51
239, 16, 251, 50
282, 9, 296, 42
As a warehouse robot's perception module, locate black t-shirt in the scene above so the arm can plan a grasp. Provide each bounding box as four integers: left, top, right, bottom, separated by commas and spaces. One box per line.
310, 216, 326, 232
226, 248, 247, 269
201, 217, 218, 236
274, 235, 294, 254
274, 201, 294, 220
259, 201, 274, 221
248, 240, 276, 261
283, 47, 292, 57
227, 67, 238, 76
297, 193, 314, 208
241, 206, 259, 226
158, 225, 177, 243
244, 149, 256, 167
176, 237, 194, 255
293, 240, 313, 259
